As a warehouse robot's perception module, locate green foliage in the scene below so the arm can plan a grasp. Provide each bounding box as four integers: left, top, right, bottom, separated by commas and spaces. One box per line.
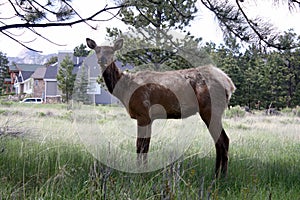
17, 0, 74, 23
0, 52, 9, 95
73, 44, 90, 57
224, 106, 246, 118
281, 107, 292, 113
208, 30, 300, 109
297, 110, 300, 117
294, 106, 300, 117
73, 64, 90, 104
59, 110, 73, 121
105, 28, 300, 109
44, 56, 58, 67
107, 0, 205, 71
119, 0, 197, 31
202, 0, 299, 50
37, 111, 46, 117
106, 31, 210, 72
56, 56, 76, 103
0, 100, 13, 107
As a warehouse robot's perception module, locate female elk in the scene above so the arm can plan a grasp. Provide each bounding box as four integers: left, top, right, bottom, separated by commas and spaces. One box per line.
86, 38, 236, 177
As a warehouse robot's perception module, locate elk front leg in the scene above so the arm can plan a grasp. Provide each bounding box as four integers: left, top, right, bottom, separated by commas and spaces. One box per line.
136, 121, 152, 165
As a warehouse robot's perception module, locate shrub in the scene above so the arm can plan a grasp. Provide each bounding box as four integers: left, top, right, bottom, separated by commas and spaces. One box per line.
297, 109, 300, 118
281, 107, 292, 113
0, 100, 13, 107
225, 106, 246, 118
37, 112, 46, 117
291, 106, 300, 117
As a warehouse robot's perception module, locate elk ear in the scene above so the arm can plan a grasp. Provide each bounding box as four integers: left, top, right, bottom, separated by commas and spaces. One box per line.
113, 38, 123, 51
86, 38, 97, 49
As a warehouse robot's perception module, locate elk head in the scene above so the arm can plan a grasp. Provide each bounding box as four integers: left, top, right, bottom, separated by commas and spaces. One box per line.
86, 38, 124, 71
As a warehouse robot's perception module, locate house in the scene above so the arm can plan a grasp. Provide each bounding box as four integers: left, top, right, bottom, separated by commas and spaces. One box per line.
82, 53, 119, 104
3, 78, 12, 94
7, 51, 132, 105
31, 67, 47, 98
8, 63, 44, 95
42, 51, 85, 103
15, 71, 34, 94
43, 63, 61, 103
40, 51, 124, 105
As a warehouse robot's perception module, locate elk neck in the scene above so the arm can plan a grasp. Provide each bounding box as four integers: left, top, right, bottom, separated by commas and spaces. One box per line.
102, 61, 123, 93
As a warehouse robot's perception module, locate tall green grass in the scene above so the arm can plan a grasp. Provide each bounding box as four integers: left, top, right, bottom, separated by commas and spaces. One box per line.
0, 103, 299, 199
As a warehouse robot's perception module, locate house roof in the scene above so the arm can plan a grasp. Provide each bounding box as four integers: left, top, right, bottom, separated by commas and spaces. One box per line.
22, 71, 34, 80
9, 63, 44, 72
16, 71, 34, 83
44, 64, 58, 79
32, 67, 47, 79
43, 61, 83, 80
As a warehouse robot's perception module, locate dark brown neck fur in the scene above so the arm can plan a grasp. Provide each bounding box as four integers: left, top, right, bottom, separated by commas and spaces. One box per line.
102, 62, 122, 93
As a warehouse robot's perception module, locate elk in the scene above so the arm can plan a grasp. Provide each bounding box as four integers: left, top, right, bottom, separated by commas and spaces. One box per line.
86, 38, 236, 177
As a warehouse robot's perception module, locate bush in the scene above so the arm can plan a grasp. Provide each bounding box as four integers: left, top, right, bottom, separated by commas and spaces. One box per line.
0, 100, 13, 107
296, 109, 300, 118
225, 106, 246, 118
281, 107, 292, 113
37, 112, 46, 117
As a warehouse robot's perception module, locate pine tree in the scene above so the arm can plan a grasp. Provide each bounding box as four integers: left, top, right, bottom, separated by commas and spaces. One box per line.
107, 0, 202, 71
56, 56, 76, 103
0, 52, 9, 95
208, 37, 244, 107
45, 56, 58, 67
73, 44, 90, 57
73, 64, 90, 104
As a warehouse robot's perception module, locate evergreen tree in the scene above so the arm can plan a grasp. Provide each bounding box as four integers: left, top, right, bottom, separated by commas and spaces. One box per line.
0, 52, 9, 95
207, 31, 300, 109
45, 56, 58, 67
241, 44, 269, 109
57, 56, 76, 103
208, 36, 244, 106
107, 0, 203, 71
293, 82, 300, 106
277, 30, 300, 107
290, 48, 300, 106
73, 44, 90, 57
1, 0, 299, 52
73, 64, 90, 104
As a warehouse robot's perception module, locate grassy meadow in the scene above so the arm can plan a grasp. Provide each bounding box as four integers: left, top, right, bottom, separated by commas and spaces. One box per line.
0, 102, 300, 199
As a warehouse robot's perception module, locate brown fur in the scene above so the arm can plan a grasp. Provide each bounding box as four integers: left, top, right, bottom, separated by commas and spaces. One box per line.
86, 38, 236, 177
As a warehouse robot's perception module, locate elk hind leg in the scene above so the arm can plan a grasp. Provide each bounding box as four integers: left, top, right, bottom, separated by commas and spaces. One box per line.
199, 106, 228, 178
215, 129, 229, 178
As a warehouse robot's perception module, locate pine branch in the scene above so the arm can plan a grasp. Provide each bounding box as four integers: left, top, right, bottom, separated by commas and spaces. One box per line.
28, 27, 66, 46
0, 4, 125, 31
234, 0, 280, 48
201, 0, 298, 50
0, 30, 41, 52
0, 3, 126, 52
